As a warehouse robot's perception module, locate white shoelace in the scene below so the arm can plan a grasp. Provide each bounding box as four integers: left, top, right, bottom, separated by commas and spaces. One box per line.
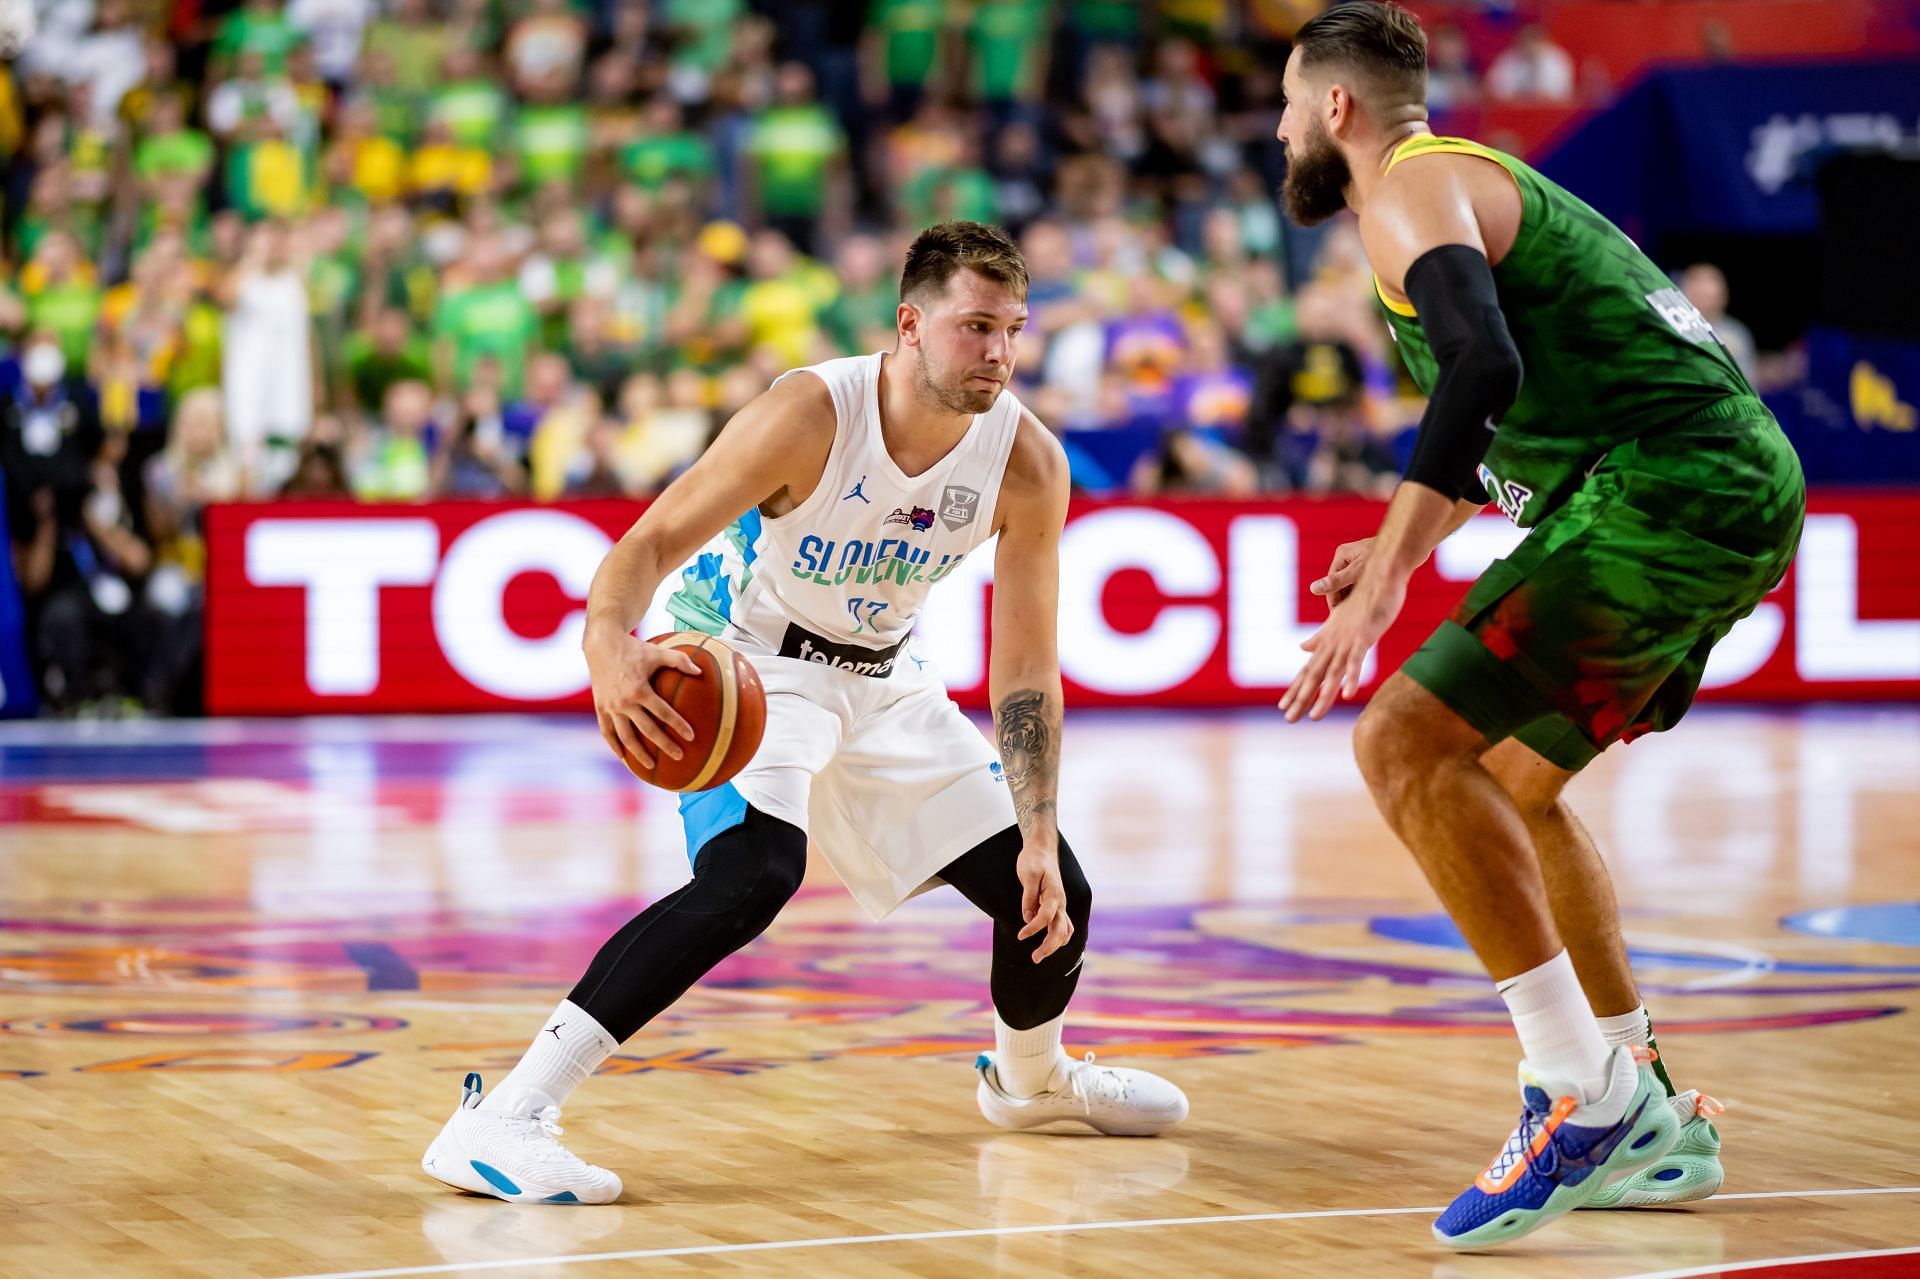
1065, 1052, 1132, 1115
494, 1105, 594, 1172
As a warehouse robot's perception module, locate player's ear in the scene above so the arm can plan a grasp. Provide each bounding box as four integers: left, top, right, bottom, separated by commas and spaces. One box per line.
897, 301, 921, 348
1325, 83, 1350, 136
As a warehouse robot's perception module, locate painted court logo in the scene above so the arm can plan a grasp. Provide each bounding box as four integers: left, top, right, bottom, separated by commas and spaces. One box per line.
885, 507, 937, 532
939, 485, 980, 531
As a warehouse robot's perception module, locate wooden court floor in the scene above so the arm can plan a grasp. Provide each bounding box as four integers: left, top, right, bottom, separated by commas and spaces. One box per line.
2, 708, 1917, 1279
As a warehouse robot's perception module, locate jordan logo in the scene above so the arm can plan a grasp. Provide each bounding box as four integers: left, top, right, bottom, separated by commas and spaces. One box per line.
844, 475, 871, 504
544, 1023, 565, 1040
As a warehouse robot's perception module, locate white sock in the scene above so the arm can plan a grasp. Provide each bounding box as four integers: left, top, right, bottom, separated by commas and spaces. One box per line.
1595, 1005, 1651, 1051
993, 1012, 1072, 1098
1495, 951, 1613, 1102
479, 1000, 618, 1113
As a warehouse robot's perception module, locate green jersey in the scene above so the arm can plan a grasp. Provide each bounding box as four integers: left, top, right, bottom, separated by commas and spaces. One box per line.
746, 105, 844, 217
620, 131, 713, 190
515, 103, 589, 186
871, 0, 943, 87
1377, 136, 1757, 528
433, 280, 538, 394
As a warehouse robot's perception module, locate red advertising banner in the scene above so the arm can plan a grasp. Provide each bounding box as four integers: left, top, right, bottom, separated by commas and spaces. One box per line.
204, 495, 1920, 715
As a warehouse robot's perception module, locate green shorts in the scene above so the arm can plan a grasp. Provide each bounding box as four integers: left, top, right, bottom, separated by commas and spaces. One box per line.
1401, 415, 1805, 771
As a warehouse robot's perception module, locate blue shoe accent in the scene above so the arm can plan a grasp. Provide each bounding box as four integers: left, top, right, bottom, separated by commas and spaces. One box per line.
975, 1053, 992, 1071
1654, 1166, 1685, 1181
470, 1161, 522, 1196
1434, 1062, 1677, 1250
543, 1191, 580, 1203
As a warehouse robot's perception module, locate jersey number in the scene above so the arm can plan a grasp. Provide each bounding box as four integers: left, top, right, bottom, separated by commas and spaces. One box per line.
847, 598, 889, 635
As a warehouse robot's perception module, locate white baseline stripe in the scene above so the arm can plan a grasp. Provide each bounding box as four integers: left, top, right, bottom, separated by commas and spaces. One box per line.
273, 1186, 1920, 1279
1619, 1244, 1920, 1279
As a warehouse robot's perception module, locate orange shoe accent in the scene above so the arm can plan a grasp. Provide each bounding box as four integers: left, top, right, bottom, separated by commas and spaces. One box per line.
1694, 1093, 1726, 1119
1475, 1095, 1578, 1194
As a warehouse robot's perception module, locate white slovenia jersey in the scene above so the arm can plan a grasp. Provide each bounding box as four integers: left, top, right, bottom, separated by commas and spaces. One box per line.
667, 352, 1021, 679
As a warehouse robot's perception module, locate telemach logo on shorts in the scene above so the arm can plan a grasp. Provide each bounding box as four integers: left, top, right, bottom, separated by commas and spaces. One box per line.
940, 485, 980, 531
778, 623, 906, 678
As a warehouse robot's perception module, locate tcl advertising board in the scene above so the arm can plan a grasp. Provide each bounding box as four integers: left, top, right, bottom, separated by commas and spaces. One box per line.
204, 496, 1920, 715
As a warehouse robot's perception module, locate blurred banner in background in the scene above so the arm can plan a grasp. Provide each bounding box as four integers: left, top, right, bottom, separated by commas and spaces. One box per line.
206, 496, 1920, 715
1539, 61, 1920, 246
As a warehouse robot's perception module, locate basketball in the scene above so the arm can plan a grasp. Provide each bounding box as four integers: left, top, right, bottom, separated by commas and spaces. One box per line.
620, 631, 767, 793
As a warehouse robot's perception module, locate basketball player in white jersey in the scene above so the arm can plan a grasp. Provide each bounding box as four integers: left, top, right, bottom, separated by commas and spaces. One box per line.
423, 222, 1188, 1203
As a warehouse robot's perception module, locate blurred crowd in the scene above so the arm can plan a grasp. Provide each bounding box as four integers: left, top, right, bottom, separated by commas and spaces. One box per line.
0, 0, 1763, 715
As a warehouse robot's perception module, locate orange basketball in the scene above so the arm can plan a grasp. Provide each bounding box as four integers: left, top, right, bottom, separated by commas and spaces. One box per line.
619, 632, 767, 793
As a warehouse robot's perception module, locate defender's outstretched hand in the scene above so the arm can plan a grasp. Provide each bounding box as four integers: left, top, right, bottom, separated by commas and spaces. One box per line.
1280, 575, 1404, 722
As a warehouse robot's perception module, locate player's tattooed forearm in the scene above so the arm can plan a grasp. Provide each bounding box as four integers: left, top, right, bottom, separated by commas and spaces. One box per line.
995, 688, 1059, 834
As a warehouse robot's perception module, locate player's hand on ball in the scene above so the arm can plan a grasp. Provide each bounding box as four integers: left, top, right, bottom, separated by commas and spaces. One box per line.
1016, 843, 1073, 962
1311, 537, 1374, 609
585, 628, 702, 769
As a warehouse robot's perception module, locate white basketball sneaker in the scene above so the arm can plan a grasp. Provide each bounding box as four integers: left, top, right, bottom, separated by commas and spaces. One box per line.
975, 1051, 1189, 1136
422, 1073, 622, 1204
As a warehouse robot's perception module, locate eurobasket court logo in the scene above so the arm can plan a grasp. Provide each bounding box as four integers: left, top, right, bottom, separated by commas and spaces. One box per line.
939, 485, 979, 531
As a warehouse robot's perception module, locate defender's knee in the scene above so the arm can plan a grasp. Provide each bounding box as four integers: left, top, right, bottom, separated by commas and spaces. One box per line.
1353, 678, 1485, 822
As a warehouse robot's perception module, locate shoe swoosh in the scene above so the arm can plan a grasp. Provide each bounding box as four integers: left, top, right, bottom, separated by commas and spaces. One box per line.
1568, 1096, 1651, 1174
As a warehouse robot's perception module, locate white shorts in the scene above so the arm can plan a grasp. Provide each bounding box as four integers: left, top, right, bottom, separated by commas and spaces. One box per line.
676, 652, 1016, 920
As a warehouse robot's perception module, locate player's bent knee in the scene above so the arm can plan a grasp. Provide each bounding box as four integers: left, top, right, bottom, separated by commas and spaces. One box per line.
684, 807, 808, 924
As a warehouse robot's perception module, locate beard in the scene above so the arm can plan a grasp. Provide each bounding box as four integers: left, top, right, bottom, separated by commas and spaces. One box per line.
1281, 124, 1353, 226
916, 355, 1000, 416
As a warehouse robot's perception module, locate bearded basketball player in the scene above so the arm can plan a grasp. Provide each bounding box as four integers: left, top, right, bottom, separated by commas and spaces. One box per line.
1272, 2, 1804, 1249
423, 221, 1188, 1204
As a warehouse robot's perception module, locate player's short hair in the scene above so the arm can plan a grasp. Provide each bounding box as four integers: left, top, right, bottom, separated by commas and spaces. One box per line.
1292, 1, 1429, 101
900, 221, 1029, 305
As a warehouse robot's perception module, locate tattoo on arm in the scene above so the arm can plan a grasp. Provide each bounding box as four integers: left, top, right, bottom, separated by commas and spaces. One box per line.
995, 688, 1059, 834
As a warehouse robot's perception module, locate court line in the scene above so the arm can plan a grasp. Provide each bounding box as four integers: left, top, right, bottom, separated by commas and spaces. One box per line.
273, 1186, 1920, 1279
1618, 1245, 1920, 1279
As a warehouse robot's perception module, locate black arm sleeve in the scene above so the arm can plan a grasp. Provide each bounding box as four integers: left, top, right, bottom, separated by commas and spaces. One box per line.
1400, 244, 1523, 503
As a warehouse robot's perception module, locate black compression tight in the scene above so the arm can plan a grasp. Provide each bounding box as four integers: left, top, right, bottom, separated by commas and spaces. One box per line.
568, 806, 1091, 1042
936, 824, 1092, 1031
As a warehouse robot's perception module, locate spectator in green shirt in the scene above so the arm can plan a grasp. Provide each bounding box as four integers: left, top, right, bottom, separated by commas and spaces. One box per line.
821, 232, 899, 355
215, 0, 306, 78
862, 0, 947, 123
345, 308, 431, 413
353, 377, 436, 500
662, 0, 744, 100
744, 62, 849, 256
362, 0, 450, 97
23, 233, 102, 369
620, 97, 714, 195
513, 95, 591, 191
431, 234, 539, 396
902, 131, 999, 231
428, 47, 511, 151
969, 0, 1050, 117
134, 91, 214, 189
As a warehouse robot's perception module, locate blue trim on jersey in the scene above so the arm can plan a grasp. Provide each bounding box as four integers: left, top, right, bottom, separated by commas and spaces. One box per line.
678, 781, 749, 865
735, 507, 762, 568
